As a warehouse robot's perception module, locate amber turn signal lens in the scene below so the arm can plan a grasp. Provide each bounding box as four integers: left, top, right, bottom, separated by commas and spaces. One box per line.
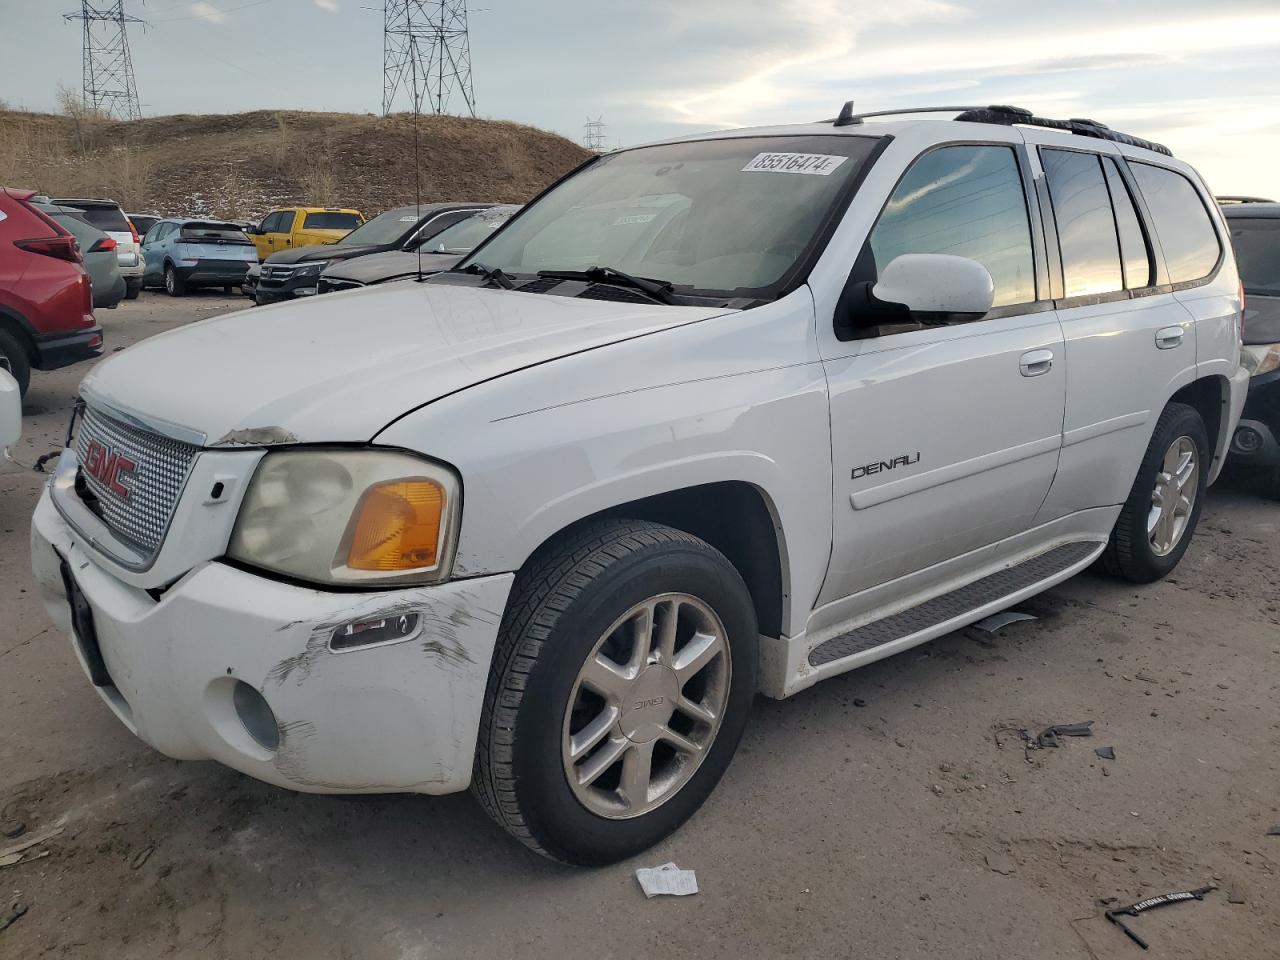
346, 479, 445, 571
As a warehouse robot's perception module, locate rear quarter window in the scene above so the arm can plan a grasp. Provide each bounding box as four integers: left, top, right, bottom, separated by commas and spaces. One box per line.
69, 204, 130, 233
303, 212, 361, 230
1129, 163, 1221, 284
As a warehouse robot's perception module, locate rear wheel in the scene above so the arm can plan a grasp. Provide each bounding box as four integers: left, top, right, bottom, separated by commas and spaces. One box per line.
1100, 402, 1208, 582
0, 328, 31, 397
473, 519, 758, 865
164, 264, 186, 297
124, 280, 141, 300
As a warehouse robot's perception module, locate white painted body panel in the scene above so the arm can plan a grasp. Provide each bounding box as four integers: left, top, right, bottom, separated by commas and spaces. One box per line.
0, 368, 19, 456
29, 115, 1250, 796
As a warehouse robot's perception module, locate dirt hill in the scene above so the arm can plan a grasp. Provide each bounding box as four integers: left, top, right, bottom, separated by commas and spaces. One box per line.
0, 109, 591, 219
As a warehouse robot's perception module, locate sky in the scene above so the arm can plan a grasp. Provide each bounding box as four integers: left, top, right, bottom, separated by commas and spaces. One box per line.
4, 0, 1279, 195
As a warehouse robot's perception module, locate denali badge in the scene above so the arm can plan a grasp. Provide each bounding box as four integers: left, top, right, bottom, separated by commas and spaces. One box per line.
851, 452, 920, 480
83, 438, 137, 498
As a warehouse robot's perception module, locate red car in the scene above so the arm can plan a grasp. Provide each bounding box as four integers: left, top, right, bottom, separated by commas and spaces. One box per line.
0, 188, 102, 396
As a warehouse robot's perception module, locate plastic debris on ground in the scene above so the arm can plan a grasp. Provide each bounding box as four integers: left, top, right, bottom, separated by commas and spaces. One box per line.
972, 611, 1037, 633
995, 721, 1093, 762
635, 862, 698, 898
1104, 884, 1215, 950
1095, 746, 1116, 760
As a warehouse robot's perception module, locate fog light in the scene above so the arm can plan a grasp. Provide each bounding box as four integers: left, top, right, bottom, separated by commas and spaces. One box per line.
232, 681, 279, 752
331, 612, 420, 651
1233, 425, 1263, 454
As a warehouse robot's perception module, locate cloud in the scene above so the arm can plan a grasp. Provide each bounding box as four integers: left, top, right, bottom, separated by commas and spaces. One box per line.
189, 1, 226, 23
313, 0, 338, 9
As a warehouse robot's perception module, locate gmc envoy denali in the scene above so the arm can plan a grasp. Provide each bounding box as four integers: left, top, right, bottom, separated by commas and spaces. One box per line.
24, 104, 1248, 865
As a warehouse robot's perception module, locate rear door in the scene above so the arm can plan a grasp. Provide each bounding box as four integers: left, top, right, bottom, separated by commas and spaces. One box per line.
819, 138, 1066, 604
1030, 139, 1202, 520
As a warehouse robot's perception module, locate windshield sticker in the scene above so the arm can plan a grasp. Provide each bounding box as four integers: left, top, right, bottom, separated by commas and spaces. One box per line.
614, 214, 657, 225
742, 152, 849, 176
398, 216, 419, 222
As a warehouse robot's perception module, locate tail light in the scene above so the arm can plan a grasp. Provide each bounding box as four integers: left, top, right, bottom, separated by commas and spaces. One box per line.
129, 220, 140, 244
1239, 279, 1247, 342
90, 236, 117, 253
15, 236, 82, 263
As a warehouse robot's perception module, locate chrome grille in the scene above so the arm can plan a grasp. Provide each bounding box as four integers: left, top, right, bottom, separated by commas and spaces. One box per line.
261, 264, 295, 281
74, 405, 199, 554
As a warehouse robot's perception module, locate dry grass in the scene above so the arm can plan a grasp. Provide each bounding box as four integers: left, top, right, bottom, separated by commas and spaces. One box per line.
0, 107, 590, 218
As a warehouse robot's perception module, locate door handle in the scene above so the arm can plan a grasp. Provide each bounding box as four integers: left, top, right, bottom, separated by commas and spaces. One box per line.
1156, 325, 1184, 349
1019, 349, 1054, 377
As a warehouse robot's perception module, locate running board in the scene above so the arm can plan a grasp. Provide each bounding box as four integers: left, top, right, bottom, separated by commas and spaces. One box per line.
807, 541, 1100, 667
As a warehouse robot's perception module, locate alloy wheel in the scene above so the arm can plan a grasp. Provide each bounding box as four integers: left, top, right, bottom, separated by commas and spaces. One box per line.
1148, 435, 1198, 556
562, 593, 730, 819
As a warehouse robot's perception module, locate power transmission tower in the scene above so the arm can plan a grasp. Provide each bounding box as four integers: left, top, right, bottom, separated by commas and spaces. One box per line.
382, 1, 476, 118
63, 1, 145, 121
583, 116, 606, 153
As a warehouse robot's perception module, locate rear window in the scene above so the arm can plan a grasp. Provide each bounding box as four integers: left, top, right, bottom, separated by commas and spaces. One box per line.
1230, 218, 1280, 296
61, 203, 130, 233
303, 212, 361, 231
179, 222, 252, 243
1129, 163, 1221, 284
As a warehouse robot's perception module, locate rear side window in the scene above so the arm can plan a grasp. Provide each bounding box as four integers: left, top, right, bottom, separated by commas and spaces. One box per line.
1130, 163, 1220, 284
1103, 158, 1151, 289
869, 144, 1036, 308
1040, 149, 1122, 298
303, 212, 361, 230
69, 203, 130, 233
1229, 218, 1280, 295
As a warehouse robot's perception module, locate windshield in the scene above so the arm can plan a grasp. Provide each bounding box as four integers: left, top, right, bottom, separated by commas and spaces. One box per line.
461, 135, 882, 299
426, 207, 517, 254
341, 208, 422, 246
1230, 218, 1280, 296
303, 212, 362, 231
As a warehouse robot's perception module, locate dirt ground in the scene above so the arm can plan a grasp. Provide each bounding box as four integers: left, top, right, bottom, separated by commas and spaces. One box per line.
2, 292, 1278, 959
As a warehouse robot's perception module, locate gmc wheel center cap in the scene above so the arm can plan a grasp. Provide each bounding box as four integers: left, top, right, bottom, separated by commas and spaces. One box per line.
618, 666, 679, 743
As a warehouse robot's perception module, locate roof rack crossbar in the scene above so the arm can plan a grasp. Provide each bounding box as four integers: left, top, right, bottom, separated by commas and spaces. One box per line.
1216, 195, 1276, 204
827, 102, 1172, 157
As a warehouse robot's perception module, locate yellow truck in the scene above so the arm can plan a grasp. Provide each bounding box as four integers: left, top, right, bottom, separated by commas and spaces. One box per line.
248, 207, 364, 261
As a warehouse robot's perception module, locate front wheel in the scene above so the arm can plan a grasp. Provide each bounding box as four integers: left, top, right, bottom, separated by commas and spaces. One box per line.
1100, 402, 1209, 583
473, 520, 758, 865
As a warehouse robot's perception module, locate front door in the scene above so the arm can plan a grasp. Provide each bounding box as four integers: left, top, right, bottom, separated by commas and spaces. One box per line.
819, 141, 1066, 605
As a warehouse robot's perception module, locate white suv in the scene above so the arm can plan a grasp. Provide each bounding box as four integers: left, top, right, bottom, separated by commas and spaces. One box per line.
30, 104, 1247, 865
50, 198, 144, 299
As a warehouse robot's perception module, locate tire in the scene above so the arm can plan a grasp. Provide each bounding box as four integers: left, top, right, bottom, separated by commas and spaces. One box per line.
164, 264, 186, 297
224, 285, 236, 295
0, 328, 31, 397
124, 280, 141, 300
1100, 402, 1209, 583
473, 519, 758, 865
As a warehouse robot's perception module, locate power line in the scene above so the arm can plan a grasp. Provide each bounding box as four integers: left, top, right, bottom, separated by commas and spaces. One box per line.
63, 1, 145, 120
382, 1, 476, 118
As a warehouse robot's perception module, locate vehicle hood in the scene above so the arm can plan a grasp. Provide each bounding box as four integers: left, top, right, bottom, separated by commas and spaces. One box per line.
80, 281, 734, 445
323, 250, 461, 284
264, 242, 386, 266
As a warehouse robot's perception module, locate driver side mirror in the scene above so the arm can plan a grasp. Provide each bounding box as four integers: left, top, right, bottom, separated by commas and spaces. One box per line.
843, 253, 995, 337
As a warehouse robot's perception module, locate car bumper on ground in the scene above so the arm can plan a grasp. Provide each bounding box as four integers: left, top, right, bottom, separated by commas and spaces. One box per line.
1228, 369, 1280, 468
31, 490, 513, 795
31, 325, 104, 371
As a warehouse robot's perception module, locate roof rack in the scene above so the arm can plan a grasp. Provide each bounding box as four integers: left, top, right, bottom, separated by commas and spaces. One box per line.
1216, 195, 1275, 204
829, 102, 1172, 157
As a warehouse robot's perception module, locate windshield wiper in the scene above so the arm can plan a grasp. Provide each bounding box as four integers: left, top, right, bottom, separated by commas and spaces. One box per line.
461, 261, 515, 289
538, 266, 677, 305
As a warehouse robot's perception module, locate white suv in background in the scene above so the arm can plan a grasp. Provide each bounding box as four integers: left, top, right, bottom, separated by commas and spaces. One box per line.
51, 198, 144, 299
31, 104, 1247, 865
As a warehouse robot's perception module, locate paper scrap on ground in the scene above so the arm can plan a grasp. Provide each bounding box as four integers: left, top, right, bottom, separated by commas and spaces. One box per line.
973, 611, 1037, 633
636, 862, 698, 898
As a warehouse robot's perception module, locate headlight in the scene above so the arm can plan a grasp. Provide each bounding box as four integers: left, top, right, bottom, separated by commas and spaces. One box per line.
228, 449, 460, 586
294, 261, 327, 277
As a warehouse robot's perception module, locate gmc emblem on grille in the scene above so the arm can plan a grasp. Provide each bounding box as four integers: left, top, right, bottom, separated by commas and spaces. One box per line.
83, 439, 137, 498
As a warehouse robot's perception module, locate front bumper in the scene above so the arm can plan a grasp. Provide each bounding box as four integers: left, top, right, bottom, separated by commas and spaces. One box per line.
256, 270, 322, 303
31, 325, 104, 371
32, 490, 513, 795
